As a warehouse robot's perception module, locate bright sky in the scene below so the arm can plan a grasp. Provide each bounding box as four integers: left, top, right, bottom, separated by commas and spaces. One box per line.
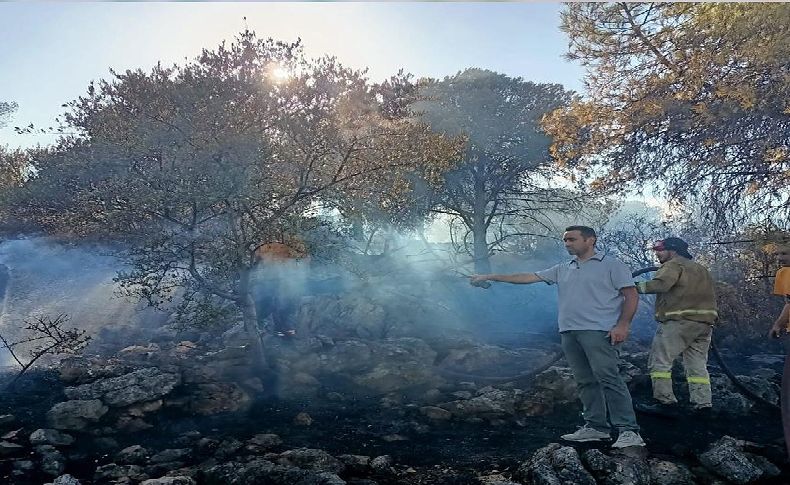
0, 2, 584, 149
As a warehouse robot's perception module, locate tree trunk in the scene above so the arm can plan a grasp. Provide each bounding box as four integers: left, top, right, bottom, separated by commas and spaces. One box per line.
472, 171, 491, 274
238, 268, 266, 371
472, 215, 491, 274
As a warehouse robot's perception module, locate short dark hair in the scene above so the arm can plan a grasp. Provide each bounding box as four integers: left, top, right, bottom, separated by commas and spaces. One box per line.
565, 225, 597, 239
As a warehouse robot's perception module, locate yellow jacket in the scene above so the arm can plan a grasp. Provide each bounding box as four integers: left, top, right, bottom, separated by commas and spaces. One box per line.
636, 256, 718, 324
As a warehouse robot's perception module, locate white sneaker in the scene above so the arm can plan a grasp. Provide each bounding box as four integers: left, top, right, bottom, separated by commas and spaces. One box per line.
560, 425, 611, 442
612, 430, 646, 448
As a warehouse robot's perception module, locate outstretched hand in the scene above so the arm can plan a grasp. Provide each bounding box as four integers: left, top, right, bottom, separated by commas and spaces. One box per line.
469, 274, 487, 284
469, 275, 492, 289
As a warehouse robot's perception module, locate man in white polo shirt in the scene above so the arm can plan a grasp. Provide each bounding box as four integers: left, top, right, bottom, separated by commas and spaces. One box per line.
471, 225, 645, 448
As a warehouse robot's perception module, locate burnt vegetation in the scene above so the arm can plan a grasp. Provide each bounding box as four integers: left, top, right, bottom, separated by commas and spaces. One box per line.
0, 4, 789, 484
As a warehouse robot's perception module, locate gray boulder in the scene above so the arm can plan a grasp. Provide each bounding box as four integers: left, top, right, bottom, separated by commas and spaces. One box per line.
51, 474, 82, 485
294, 294, 387, 339
515, 443, 596, 485
30, 428, 75, 446
150, 448, 191, 464
420, 406, 453, 421
58, 356, 132, 385
336, 454, 371, 475
116, 444, 150, 465
582, 448, 651, 485
202, 458, 346, 485
519, 366, 578, 416
277, 448, 344, 473
648, 459, 696, 485
698, 436, 780, 484
64, 367, 181, 407
93, 463, 148, 482
141, 478, 196, 485
710, 374, 779, 416
246, 433, 283, 453
0, 440, 24, 456
477, 475, 522, 485
440, 387, 526, 420
370, 455, 394, 473
436, 343, 550, 374
37, 444, 66, 477
46, 399, 108, 431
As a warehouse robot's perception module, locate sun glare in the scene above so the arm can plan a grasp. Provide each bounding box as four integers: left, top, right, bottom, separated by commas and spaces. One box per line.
271, 66, 292, 82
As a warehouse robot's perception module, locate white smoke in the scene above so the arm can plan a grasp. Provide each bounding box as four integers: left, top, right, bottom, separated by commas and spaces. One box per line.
0, 237, 165, 366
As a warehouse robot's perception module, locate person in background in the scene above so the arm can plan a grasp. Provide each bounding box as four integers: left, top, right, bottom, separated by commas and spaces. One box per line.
471, 225, 645, 448
634, 237, 718, 417
252, 241, 309, 337
768, 242, 790, 458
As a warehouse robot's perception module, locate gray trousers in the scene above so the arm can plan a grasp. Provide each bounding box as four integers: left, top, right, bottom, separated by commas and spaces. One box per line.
561, 330, 639, 432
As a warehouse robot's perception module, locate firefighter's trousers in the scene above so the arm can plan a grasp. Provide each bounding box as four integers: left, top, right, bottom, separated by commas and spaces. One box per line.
648, 319, 713, 407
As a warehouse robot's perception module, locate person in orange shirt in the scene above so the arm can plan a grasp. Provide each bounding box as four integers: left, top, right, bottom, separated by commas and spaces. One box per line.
768, 243, 790, 458
253, 241, 310, 337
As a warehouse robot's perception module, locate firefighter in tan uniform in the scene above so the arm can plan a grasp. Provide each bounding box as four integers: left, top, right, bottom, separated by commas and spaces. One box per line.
635, 237, 718, 415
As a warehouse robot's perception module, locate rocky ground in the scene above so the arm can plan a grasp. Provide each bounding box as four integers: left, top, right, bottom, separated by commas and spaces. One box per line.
0, 327, 787, 485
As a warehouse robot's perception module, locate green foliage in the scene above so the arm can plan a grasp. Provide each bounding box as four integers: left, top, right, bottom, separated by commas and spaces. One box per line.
545, 3, 790, 231
602, 215, 786, 344
0, 146, 29, 192
7, 31, 459, 343
0, 101, 17, 129
414, 69, 577, 271
0, 146, 40, 233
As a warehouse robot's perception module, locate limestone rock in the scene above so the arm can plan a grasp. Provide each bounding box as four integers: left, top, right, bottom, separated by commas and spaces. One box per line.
182, 382, 251, 415
277, 448, 344, 473
515, 443, 595, 485
116, 444, 150, 465
150, 448, 191, 464
37, 444, 66, 477
648, 458, 696, 485
64, 367, 180, 407
51, 474, 82, 485
0, 440, 24, 456
699, 436, 780, 484
370, 455, 394, 473
246, 433, 283, 453
46, 399, 108, 431
93, 463, 148, 482
583, 448, 651, 485
420, 406, 452, 421
29, 428, 75, 446
140, 478, 196, 485
202, 458, 346, 485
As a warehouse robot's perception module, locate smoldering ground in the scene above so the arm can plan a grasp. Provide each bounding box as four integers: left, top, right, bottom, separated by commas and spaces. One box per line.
0, 234, 786, 485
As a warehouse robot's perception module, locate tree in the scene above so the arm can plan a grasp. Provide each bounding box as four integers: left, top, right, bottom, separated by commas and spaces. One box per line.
414, 69, 576, 273
10, 31, 459, 368
0, 101, 17, 128
0, 146, 38, 233
0, 146, 29, 192
0, 102, 23, 203
331, 71, 460, 256
544, 3, 790, 232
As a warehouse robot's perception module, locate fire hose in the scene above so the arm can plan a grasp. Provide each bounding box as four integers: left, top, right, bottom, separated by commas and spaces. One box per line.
440, 266, 781, 412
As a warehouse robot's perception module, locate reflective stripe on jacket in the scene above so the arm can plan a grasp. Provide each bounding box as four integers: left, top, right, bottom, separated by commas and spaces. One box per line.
636, 256, 718, 324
